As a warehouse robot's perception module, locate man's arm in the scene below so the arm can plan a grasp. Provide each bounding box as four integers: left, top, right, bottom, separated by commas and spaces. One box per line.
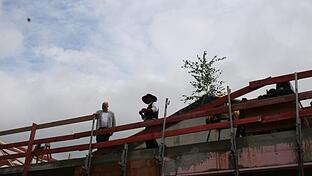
111, 112, 116, 127
95, 110, 102, 129
150, 103, 159, 112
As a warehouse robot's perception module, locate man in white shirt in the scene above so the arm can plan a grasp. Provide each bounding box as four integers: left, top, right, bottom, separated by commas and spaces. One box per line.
95, 101, 116, 143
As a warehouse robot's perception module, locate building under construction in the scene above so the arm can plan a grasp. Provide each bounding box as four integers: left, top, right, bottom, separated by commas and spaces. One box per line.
1, 70, 312, 176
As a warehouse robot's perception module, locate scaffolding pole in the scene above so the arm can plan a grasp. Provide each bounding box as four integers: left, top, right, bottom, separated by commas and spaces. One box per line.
84, 115, 96, 176
119, 143, 128, 176
227, 86, 239, 176
295, 72, 304, 176
22, 123, 37, 176
158, 98, 170, 176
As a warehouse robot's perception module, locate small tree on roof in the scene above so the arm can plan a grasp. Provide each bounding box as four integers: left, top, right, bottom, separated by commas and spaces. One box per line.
182, 51, 226, 103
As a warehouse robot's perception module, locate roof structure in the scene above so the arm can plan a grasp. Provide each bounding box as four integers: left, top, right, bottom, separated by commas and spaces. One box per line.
1, 70, 312, 176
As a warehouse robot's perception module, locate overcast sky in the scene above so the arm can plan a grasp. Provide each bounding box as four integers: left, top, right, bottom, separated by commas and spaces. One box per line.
1, 0, 312, 148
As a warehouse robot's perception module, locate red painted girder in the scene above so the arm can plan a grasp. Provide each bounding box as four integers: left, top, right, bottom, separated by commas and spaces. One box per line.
261, 107, 312, 123
0, 115, 94, 137
249, 70, 312, 88
204, 90, 312, 115
191, 70, 312, 113
191, 86, 257, 112
232, 90, 312, 110
5, 147, 25, 154
0, 153, 25, 161
2, 90, 312, 151
0, 160, 10, 166
22, 123, 37, 176
0, 91, 312, 149
28, 107, 312, 156
31, 116, 262, 156
2, 107, 312, 161
16, 147, 27, 152
0, 110, 208, 150
0, 116, 262, 160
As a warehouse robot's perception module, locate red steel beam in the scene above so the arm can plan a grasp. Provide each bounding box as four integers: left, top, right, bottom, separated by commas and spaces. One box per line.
0, 116, 261, 160
2, 90, 312, 151
0, 115, 94, 137
249, 70, 312, 88
22, 123, 37, 176
0, 110, 208, 150
32, 116, 263, 156
29, 107, 312, 156
22, 124, 36, 172
0, 160, 10, 166
2, 107, 312, 161
191, 86, 257, 113
5, 147, 25, 154
193, 70, 312, 113
0, 153, 25, 161
261, 107, 312, 123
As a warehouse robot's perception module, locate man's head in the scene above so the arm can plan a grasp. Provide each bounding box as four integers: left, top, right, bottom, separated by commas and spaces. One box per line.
102, 102, 109, 112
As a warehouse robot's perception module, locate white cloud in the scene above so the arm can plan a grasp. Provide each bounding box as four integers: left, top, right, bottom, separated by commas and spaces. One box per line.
1, 0, 312, 158
0, 21, 24, 59
33, 46, 119, 75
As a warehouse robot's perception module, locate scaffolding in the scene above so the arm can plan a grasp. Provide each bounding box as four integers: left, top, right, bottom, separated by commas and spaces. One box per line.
0, 70, 312, 175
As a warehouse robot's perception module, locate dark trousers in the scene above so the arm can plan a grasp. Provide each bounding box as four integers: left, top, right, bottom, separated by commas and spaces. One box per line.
144, 124, 158, 148
96, 127, 111, 143
142, 118, 159, 149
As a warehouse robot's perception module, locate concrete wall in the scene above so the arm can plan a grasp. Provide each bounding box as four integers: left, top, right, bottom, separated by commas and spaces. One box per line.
2, 129, 312, 176
164, 128, 312, 175
74, 160, 159, 176
165, 117, 231, 147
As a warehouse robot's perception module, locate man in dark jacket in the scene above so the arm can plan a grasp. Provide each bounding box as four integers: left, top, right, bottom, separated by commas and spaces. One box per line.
139, 93, 159, 148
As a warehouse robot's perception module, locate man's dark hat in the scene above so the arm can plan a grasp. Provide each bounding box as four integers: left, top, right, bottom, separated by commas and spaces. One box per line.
142, 93, 157, 104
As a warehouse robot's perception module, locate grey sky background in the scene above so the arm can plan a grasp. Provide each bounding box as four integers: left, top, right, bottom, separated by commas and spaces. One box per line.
1, 0, 312, 157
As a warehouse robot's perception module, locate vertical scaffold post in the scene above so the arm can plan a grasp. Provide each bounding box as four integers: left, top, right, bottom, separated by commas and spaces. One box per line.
22, 123, 37, 176
159, 98, 170, 176
295, 72, 304, 176
119, 143, 128, 176
85, 114, 96, 176
227, 86, 239, 176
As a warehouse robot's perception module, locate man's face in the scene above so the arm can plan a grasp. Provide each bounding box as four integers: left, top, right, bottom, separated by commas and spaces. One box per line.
143, 97, 152, 104
102, 102, 109, 111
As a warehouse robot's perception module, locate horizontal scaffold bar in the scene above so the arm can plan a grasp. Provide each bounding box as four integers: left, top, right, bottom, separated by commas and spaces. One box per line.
1, 106, 312, 161
1, 90, 312, 150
